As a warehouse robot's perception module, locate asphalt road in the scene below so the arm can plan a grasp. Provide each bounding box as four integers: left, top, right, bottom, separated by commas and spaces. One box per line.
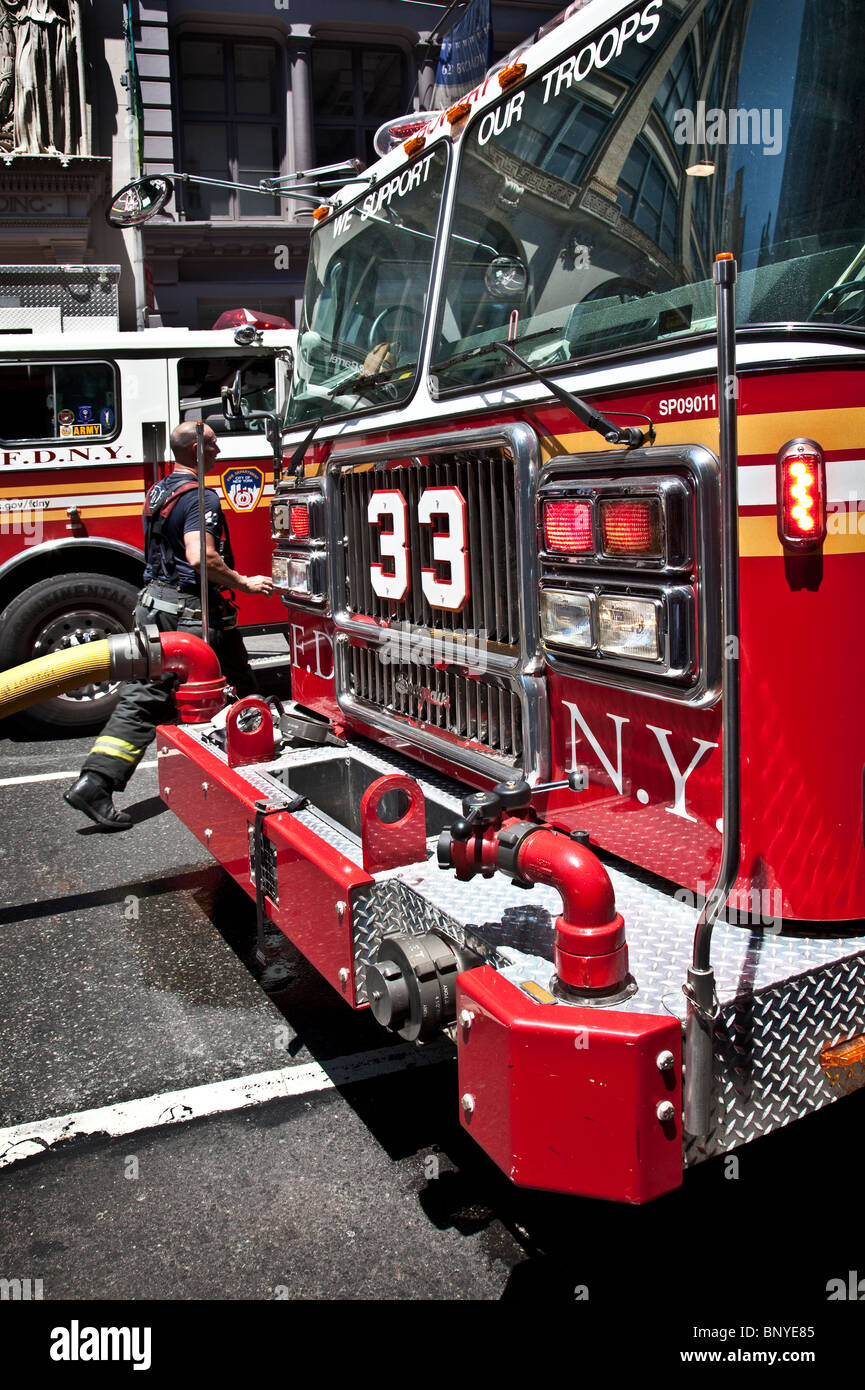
0, 643, 863, 1344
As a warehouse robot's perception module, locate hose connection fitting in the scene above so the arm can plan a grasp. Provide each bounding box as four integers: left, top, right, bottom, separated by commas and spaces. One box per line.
157, 629, 226, 723
0, 623, 225, 724
437, 780, 635, 1005
107, 625, 225, 723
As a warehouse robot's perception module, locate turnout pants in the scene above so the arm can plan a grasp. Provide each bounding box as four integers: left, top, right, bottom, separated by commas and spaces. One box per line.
83, 584, 257, 792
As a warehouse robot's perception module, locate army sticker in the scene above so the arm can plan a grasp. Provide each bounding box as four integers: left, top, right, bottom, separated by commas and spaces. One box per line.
221, 465, 264, 513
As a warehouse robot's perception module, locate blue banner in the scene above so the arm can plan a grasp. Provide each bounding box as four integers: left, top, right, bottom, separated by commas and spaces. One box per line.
431, 0, 494, 109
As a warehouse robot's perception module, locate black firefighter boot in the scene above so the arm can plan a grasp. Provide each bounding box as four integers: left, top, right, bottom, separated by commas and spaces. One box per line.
64, 771, 133, 831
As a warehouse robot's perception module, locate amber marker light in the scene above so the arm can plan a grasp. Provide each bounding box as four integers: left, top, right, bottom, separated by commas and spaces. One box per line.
312, 206, 331, 222
404, 134, 426, 157
776, 438, 826, 551
820, 1032, 865, 1095
498, 61, 527, 90
446, 98, 472, 124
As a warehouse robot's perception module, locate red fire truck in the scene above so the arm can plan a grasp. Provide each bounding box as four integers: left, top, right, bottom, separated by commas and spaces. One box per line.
0, 315, 295, 731
150, 0, 865, 1201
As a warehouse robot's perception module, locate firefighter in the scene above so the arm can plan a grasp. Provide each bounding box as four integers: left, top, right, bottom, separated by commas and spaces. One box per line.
63, 421, 274, 830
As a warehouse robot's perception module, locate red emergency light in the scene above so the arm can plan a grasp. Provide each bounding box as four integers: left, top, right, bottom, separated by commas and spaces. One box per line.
211, 308, 294, 331
776, 438, 826, 551
374, 112, 437, 157
600, 499, 661, 556
289, 504, 310, 539
543, 499, 593, 553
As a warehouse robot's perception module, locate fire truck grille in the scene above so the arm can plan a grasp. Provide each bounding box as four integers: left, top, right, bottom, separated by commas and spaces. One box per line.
349, 643, 524, 763
339, 448, 519, 647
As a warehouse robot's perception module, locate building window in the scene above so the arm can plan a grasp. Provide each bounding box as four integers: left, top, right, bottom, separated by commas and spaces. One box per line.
519, 95, 609, 187
617, 143, 678, 259
311, 43, 408, 167
655, 41, 697, 139
178, 37, 284, 220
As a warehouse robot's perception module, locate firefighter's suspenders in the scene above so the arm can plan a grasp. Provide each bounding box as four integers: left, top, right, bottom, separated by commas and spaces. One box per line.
143, 478, 199, 585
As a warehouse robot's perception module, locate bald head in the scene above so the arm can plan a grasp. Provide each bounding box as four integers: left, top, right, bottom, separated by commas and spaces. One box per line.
170, 421, 219, 469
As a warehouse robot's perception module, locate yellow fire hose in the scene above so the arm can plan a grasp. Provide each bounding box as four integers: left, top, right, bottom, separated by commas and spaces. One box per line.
0, 641, 114, 720
0, 626, 225, 724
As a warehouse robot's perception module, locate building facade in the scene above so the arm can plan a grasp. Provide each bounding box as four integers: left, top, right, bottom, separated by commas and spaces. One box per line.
0, 1, 563, 331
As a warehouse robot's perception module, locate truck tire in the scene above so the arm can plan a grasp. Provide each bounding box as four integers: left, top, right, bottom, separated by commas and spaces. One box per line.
0, 572, 140, 734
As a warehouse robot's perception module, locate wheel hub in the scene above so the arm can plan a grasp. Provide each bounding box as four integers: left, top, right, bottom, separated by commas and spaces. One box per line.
32, 609, 130, 705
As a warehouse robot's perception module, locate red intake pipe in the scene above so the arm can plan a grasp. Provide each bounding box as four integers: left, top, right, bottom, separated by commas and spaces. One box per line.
445, 821, 629, 996
159, 630, 225, 723
513, 830, 627, 993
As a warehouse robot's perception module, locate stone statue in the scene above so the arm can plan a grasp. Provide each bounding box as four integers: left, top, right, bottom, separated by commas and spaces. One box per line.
0, 3, 14, 147
1, 0, 82, 155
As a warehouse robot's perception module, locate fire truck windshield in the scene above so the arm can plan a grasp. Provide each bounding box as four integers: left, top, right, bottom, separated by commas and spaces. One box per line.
433, 0, 865, 389
288, 144, 448, 423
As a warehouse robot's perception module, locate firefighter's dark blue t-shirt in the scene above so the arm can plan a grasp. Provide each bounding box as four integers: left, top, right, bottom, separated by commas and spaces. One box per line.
142, 477, 231, 594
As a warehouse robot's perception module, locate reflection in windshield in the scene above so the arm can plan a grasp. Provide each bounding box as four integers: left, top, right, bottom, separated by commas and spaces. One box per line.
289, 145, 448, 423
433, 0, 865, 388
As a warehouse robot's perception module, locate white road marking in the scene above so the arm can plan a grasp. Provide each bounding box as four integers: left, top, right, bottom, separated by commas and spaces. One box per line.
0, 1042, 452, 1168
0, 761, 159, 787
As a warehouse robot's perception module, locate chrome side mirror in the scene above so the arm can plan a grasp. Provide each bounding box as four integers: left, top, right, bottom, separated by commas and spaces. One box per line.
221, 369, 243, 419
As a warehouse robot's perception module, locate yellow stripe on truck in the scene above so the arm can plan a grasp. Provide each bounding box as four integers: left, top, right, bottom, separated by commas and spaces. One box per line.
0, 478, 144, 499
546, 406, 865, 459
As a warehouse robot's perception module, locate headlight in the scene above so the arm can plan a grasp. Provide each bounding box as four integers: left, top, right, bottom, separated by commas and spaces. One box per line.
540, 589, 592, 649
272, 551, 325, 601
271, 501, 290, 539
598, 596, 659, 660
271, 553, 294, 589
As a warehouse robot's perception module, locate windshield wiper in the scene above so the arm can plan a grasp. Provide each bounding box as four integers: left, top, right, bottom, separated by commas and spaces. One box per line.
431, 322, 576, 376
432, 338, 654, 448
286, 409, 338, 479
327, 359, 416, 398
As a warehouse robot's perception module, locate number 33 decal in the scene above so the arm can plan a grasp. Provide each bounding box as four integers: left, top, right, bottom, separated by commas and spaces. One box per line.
367, 486, 469, 611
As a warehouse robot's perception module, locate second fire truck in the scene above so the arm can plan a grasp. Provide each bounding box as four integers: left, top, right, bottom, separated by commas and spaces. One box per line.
0, 312, 295, 731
